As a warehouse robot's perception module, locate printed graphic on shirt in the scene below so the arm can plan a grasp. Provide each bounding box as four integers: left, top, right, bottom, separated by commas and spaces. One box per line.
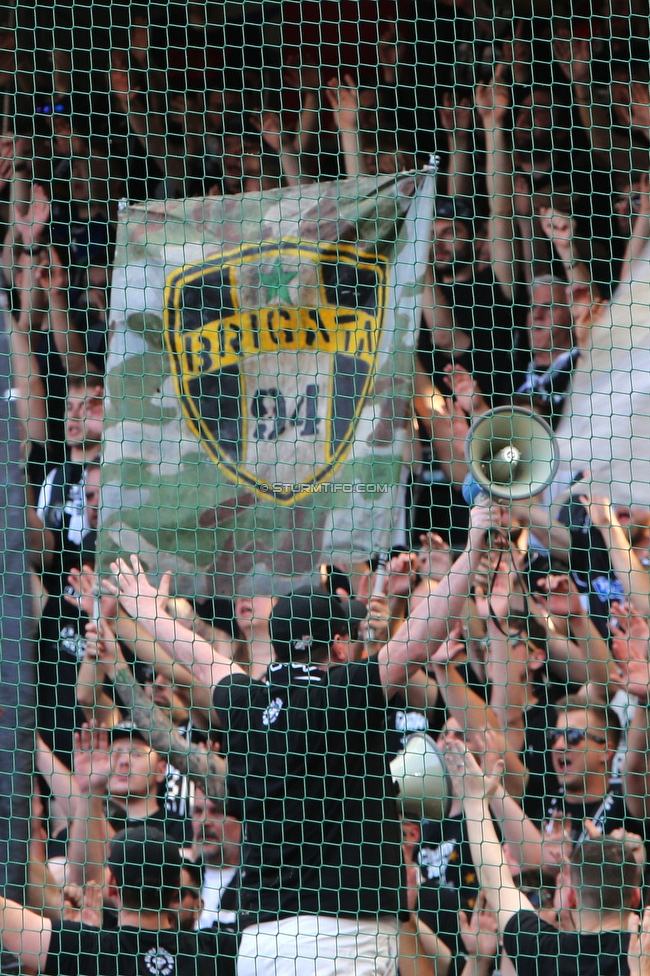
262, 697, 284, 727
143, 946, 175, 976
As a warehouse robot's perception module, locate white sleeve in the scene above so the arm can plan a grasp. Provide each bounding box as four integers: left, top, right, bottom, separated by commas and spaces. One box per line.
36, 470, 57, 525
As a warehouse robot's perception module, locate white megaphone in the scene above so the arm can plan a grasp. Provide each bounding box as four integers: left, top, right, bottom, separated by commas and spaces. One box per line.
463, 406, 560, 504
389, 732, 450, 821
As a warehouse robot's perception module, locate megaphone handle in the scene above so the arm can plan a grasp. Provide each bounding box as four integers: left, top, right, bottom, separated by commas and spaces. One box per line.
462, 473, 485, 507
372, 553, 389, 597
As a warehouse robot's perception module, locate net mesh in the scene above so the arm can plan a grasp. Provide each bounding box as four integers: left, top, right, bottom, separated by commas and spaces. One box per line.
0, 2, 649, 973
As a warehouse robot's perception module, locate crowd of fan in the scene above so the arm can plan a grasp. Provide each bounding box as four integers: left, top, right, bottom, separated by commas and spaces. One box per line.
3, 1, 650, 974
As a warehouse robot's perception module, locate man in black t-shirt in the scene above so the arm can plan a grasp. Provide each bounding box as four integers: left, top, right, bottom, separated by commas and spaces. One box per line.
103, 722, 192, 847
446, 738, 641, 976
36, 374, 104, 767
112, 502, 502, 976
542, 697, 645, 869
0, 824, 219, 976
212, 583, 405, 976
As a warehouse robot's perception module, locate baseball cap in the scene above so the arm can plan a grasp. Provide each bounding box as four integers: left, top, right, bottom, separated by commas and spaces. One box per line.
109, 720, 151, 746
108, 824, 182, 909
270, 584, 367, 662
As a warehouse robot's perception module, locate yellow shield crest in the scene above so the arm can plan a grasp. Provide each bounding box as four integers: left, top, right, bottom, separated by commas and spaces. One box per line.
164, 239, 388, 503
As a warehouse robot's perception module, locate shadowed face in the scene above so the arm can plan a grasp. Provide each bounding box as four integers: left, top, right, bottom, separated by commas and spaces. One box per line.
431, 218, 473, 273
108, 737, 166, 799
192, 791, 241, 867
529, 281, 573, 370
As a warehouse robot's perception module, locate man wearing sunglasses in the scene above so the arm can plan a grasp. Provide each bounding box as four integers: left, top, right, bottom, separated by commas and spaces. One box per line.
543, 696, 645, 866
447, 738, 643, 976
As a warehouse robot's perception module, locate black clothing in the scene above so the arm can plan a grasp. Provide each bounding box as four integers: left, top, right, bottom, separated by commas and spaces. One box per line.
503, 909, 630, 976
37, 459, 97, 766
34, 331, 68, 471
385, 696, 432, 761
417, 812, 479, 955
522, 692, 559, 826
37, 597, 89, 766
38, 460, 96, 598
555, 496, 626, 639
545, 789, 644, 847
418, 814, 479, 909
408, 458, 471, 551
418, 269, 528, 406
107, 808, 190, 849
44, 921, 220, 976
417, 809, 501, 954
417, 883, 466, 958
515, 348, 580, 428
212, 658, 405, 925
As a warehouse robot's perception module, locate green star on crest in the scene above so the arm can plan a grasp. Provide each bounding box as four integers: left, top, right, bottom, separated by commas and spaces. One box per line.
259, 258, 298, 306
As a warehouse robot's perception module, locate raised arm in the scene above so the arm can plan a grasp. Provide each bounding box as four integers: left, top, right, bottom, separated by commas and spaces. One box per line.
537, 207, 604, 347
0, 898, 52, 975
111, 610, 215, 719
44, 244, 87, 376
582, 495, 650, 619
104, 642, 226, 800
8, 250, 48, 448
475, 63, 520, 301
252, 109, 307, 187
66, 727, 112, 891
108, 556, 246, 689
618, 172, 650, 285
325, 75, 363, 178
437, 90, 476, 200
554, 33, 630, 175
377, 502, 504, 695
76, 620, 122, 728
445, 736, 534, 932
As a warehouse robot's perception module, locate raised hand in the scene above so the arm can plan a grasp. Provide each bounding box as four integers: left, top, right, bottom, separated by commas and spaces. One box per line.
325, 74, 360, 132
64, 881, 103, 927
444, 733, 504, 802
251, 111, 298, 157
13, 182, 50, 251
73, 725, 111, 797
67, 565, 103, 619
459, 890, 499, 961
538, 207, 575, 249
107, 554, 172, 629
13, 252, 49, 317
416, 532, 453, 582
577, 492, 614, 531
363, 593, 390, 646
628, 909, 648, 976
0, 136, 14, 197
475, 62, 510, 130
386, 550, 418, 599
467, 498, 509, 553
569, 36, 592, 86
438, 90, 475, 138
443, 361, 489, 418
609, 601, 650, 702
